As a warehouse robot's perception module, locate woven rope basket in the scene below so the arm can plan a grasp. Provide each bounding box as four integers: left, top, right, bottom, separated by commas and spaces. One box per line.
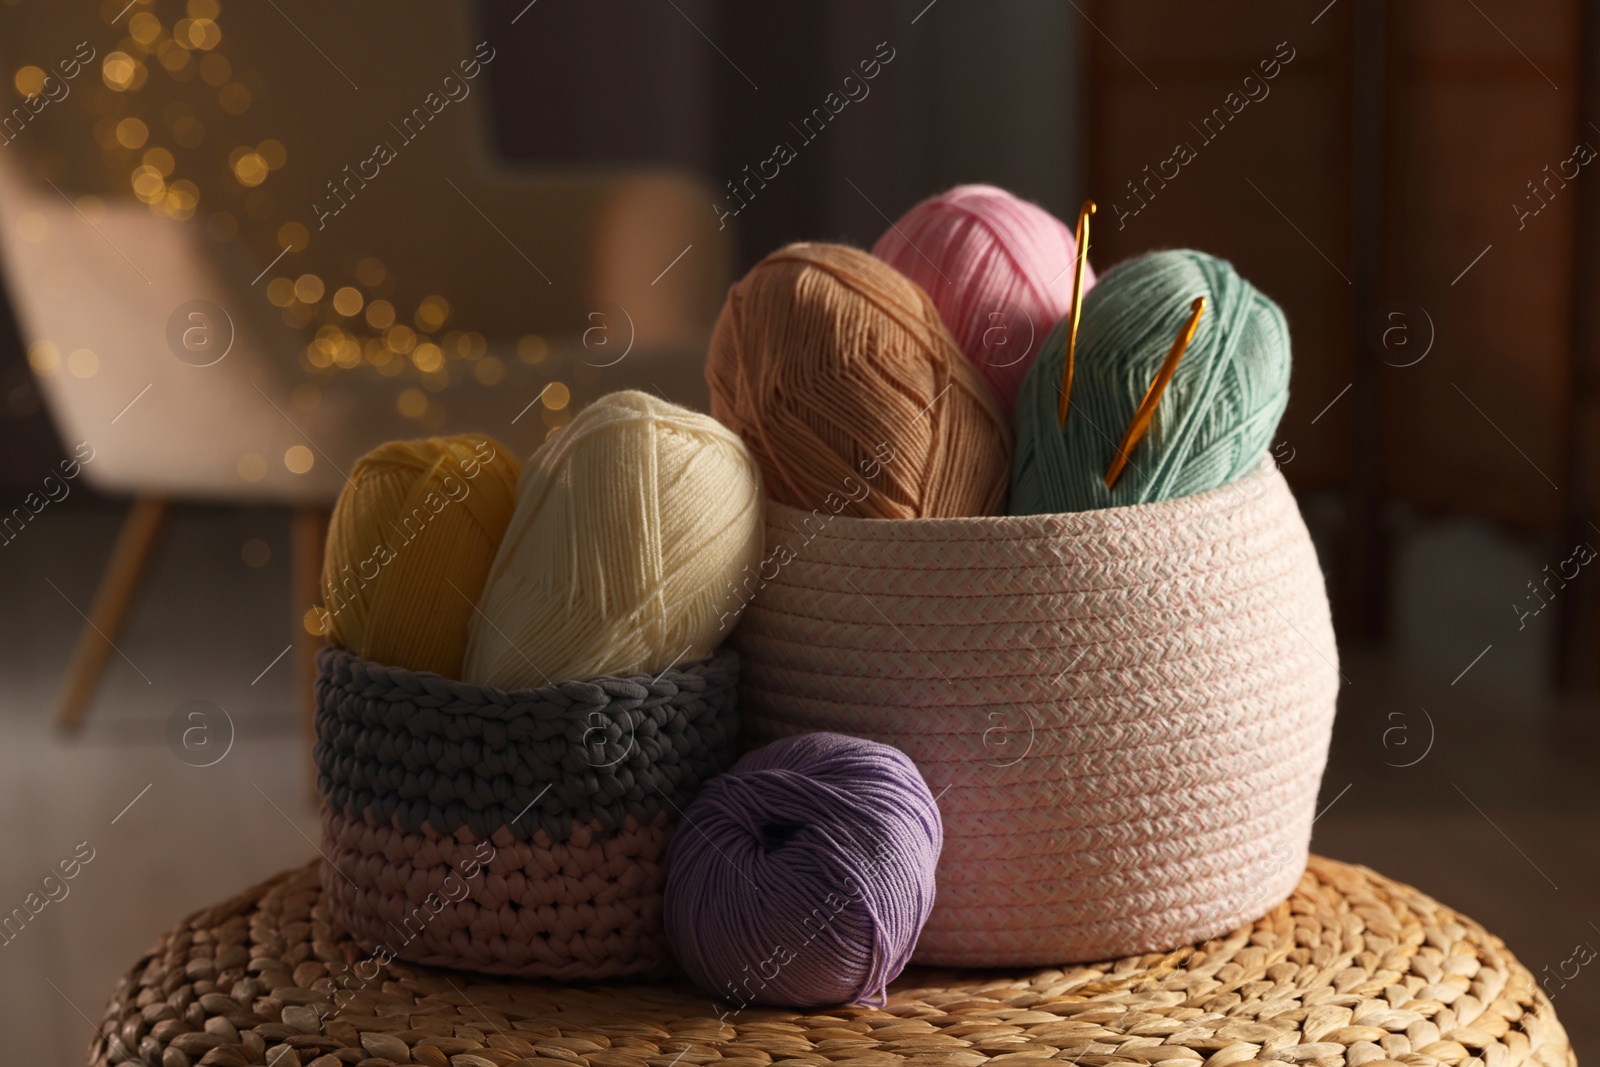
734, 460, 1339, 967
312, 646, 740, 980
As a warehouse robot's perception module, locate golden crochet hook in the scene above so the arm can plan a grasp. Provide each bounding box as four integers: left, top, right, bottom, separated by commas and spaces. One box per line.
1103, 296, 1206, 489
1056, 200, 1096, 428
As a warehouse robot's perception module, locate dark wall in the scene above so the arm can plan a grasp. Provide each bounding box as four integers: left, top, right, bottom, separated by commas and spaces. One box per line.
479, 0, 1086, 270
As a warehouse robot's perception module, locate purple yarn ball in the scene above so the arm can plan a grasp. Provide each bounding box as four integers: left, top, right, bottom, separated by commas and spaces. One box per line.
663, 732, 943, 1009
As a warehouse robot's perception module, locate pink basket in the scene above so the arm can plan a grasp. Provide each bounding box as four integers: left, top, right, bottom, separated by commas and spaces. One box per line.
732, 461, 1339, 966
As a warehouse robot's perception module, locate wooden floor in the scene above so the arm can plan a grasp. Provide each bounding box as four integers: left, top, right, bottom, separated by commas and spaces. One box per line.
0, 502, 1595, 1066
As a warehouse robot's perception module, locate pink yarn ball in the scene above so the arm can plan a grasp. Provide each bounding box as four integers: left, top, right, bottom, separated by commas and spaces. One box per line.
872, 184, 1095, 416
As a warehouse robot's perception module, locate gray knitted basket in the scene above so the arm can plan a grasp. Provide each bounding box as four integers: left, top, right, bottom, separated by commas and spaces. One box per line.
312, 645, 739, 980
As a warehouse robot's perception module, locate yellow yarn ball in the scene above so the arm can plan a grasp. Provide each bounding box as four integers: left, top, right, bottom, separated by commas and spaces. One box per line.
319, 435, 521, 679
464, 390, 764, 688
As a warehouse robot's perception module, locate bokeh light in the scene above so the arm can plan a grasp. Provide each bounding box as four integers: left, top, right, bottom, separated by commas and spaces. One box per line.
397, 388, 427, 417
59, 1, 500, 386
230, 149, 268, 187
131, 165, 165, 203
292, 274, 324, 303
115, 117, 149, 148
518, 334, 547, 364
385, 324, 416, 354
277, 220, 308, 252
218, 81, 250, 114
411, 342, 443, 373
237, 454, 267, 482
415, 295, 450, 332
26, 342, 59, 375
143, 148, 175, 178
284, 445, 314, 474
257, 139, 286, 169
102, 52, 140, 91
13, 66, 46, 97
355, 258, 386, 288
365, 300, 395, 330
473, 356, 505, 386
266, 278, 296, 308
198, 53, 231, 86
331, 286, 363, 317
128, 12, 161, 46
67, 349, 100, 378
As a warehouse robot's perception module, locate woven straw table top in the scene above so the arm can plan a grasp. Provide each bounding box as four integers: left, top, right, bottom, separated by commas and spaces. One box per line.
88, 856, 1573, 1067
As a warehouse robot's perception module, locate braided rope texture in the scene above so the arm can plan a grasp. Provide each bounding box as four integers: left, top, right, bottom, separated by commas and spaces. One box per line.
312, 646, 740, 979
86, 856, 1574, 1067
735, 461, 1340, 966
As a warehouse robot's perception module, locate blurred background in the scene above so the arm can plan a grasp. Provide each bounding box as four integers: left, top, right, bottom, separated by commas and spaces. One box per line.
1, 0, 1597, 1062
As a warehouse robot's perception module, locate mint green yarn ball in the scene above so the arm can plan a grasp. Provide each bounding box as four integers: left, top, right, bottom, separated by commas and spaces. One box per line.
1008, 249, 1290, 515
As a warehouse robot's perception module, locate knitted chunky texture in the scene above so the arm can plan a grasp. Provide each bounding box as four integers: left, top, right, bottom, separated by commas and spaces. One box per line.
321, 805, 677, 979
313, 646, 740, 978
734, 460, 1339, 966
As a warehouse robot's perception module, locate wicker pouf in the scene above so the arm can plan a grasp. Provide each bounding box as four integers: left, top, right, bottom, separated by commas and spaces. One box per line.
88, 856, 1573, 1067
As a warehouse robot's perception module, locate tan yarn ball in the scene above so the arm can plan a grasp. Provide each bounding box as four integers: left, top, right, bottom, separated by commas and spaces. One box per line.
706, 242, 1012, 519
319, 435, 521, 679
463, 390, 764, 689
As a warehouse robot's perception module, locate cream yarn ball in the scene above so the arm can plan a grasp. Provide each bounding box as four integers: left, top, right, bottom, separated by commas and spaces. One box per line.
464, 390, 764, 687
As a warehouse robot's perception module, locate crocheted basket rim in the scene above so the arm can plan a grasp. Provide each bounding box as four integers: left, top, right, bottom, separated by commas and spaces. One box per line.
767, 456, 1278, 534
314, 644, 742, 842
315, 644, 739, 718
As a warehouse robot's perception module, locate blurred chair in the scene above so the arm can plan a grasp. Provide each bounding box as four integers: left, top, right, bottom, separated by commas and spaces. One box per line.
0, 0, 729, 731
